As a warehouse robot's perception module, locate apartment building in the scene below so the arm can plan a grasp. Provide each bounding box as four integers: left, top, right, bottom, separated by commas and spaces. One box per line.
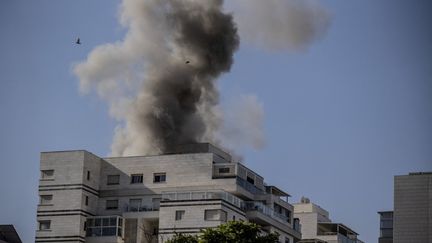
393, 172, 432, 243
35, 143, 301, 243
293, 197, 363, 243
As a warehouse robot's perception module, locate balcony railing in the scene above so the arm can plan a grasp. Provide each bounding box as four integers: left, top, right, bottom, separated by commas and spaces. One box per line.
125, 205, 159, 212
86, 216, 123, 237
161, 190, 245, 210
245, 202, 290, 225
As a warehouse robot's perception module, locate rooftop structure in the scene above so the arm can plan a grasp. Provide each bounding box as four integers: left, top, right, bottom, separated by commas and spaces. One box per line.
35, 143, 301, 243
293, 197, 363, 243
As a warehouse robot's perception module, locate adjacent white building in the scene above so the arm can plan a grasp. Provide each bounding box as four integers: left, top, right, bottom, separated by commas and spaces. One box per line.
293, 197, 363, 243
35, 143, 301, 243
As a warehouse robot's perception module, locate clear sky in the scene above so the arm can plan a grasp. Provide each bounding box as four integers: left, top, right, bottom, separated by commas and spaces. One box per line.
1, 1, 431, 243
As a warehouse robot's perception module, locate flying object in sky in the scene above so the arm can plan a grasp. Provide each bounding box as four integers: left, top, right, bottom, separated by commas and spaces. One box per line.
185, 60, 190, 64
76, 38, 81, 45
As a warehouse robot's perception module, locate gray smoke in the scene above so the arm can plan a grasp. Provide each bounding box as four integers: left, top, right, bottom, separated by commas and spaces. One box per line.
227, 0, 330, 51
74, 0, 330, 156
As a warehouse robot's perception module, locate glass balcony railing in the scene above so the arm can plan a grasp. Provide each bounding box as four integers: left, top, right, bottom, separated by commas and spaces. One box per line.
161, 190, 245, 210
245, 202, 291, 225
86, 216, 123, 237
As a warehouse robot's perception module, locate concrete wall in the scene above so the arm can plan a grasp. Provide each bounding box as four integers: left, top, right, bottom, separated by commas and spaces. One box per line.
393, 173, 432, 243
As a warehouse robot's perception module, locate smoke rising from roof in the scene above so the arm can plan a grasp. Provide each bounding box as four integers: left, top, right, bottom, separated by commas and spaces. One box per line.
74, 0, 330, 156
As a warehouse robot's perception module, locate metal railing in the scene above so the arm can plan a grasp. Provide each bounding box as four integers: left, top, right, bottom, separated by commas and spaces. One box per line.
245, 202, 291, 225
161, 190, 245, 210
125, 205, 159, 212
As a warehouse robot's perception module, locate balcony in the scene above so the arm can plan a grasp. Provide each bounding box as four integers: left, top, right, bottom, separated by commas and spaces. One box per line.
125, 205, 159, 212
161, 190, 245, 210
245, 202, 290, 225
86, 216, 123, 237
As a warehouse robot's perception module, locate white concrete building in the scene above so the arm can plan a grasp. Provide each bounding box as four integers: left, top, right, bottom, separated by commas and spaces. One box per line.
293, 198, 363, 243
35, 143, 301, 243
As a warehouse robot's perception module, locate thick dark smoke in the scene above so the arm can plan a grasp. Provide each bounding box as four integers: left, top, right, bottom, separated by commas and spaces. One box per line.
138, 0, 239, 152
74, 0, 330, 156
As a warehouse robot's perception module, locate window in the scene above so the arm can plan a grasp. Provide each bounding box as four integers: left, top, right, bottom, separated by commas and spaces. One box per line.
39, 220, 51, 230
285, 237, 290, 243
153, 173, 166, 183
107, 175, 120, 185
246, 176, 255, 184
41, 170, 54, 180
86, 216, 123, 237
219, 167, 230, 173
87, 171, 91, 180
106, 200, 119, 210
175, 210, 185, 221
131, 174, 143, 184
85, 196, 89, 206
40, 195, 53, 205
129, 199, 142, 211
204, 209, 227, 222
232, 215, 236, 221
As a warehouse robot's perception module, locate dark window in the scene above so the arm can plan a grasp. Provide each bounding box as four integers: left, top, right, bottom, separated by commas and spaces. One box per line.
131, 174, 143, 184
39, 220, 51, 230
285, 237, 290, 243
219, 167, 230, 173
205, 209, 227, 222
40, 195, 53, 205
87, 171, 91, 180
107, 175, 120, 185
175, 210, 185, 220
154, 173, 166, 183
106, 200, 119, 210
41, 170, 54, 180
246, 176, 254, 184
85, 196, 89, 206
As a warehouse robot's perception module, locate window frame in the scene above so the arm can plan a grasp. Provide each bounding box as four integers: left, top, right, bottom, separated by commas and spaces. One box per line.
130, 174, 143, 184
107, 175, 120, 185
39, 220, 51, 231
175, 210, 185, 221
204, 209, 227, 222
41, 170, 54, 180
153, 173, 166, 183
106, 200, 119, 210
40, 195, 53, 205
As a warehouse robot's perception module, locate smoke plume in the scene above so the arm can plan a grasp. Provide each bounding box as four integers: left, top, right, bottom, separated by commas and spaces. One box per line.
227, 0, 330, 51
74, 0, 330, 156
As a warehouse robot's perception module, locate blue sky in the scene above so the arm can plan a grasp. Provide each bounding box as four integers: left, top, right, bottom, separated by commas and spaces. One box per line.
1, 1, 431, 243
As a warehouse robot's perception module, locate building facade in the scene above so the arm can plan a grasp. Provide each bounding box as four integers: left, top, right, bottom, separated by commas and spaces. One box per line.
293, 197, 363, 243
377, 211, 393, 243
393, 172, 432, 243
35, 143, 301, 243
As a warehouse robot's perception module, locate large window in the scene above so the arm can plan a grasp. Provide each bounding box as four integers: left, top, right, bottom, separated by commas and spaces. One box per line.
40, 195, 53, 205
129, 199, 142, 211
39, 220, 51, 230
153, 173, 166, 183
175, 210, 185, 221
107, 175, 120, 185
204, 209, 227, 222
41, 170, 54, 180
106, 200, 119, 210
131, 174, 143, 184
86, 216, 123, 237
